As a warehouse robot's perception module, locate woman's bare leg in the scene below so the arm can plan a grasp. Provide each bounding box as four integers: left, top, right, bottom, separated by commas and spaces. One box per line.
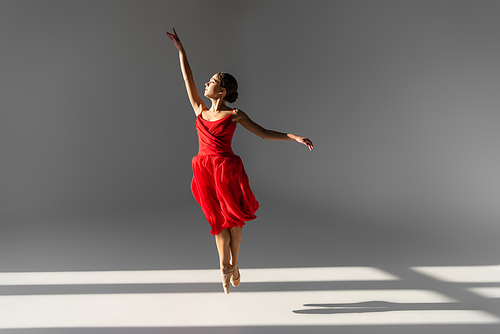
215, 229, 233, 293
229, 226, 242, 283
214, 229, 231, 270
229, 226, 242, 268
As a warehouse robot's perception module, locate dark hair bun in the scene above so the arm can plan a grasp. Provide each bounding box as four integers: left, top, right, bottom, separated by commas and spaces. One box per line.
217, 72, 239, 103
225, 92, 238, 103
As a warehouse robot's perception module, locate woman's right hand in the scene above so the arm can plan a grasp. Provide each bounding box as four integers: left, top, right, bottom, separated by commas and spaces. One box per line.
166, 28, 183, 51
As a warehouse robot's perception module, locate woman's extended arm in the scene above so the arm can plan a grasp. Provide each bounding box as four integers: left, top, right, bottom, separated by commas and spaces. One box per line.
234, 109, 314, 151
166, 28, 205, 115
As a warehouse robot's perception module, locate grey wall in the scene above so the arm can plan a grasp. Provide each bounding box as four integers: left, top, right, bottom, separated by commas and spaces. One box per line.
2, 1, 500, 270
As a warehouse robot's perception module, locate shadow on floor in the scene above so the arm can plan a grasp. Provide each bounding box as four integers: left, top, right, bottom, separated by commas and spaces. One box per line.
294, 300, 499, 314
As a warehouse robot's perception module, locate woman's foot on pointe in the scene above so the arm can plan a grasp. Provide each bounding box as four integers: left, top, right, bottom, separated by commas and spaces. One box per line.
231, 265, 240, 287
221, 267, 233, 294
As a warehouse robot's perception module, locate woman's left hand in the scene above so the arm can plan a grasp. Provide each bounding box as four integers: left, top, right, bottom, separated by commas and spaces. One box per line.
296, 136, 314, 151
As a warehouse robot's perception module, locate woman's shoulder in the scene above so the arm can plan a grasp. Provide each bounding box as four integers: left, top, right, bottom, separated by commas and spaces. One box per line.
194, 105, 208, 117
231, 108, 251, 124
231, 108, 245, 118
232, 108, 248, 116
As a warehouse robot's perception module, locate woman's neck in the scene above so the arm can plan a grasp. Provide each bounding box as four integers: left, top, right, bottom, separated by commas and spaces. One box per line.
209, 98, 229, 112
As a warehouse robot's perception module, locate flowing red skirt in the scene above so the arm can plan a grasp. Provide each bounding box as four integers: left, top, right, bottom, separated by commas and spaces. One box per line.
191, 155, 259, 236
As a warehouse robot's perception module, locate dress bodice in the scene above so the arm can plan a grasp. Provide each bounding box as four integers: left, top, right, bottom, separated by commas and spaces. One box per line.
196, 111, 236, 156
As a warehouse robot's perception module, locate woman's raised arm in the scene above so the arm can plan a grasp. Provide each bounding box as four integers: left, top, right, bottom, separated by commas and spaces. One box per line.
166, 28, 206, 115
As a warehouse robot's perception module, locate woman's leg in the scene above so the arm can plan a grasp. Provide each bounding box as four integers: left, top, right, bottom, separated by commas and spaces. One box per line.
229, 226, 242, 285
229, 226, 242, 268
215, 229, 233, 293
214, 229, 231, 270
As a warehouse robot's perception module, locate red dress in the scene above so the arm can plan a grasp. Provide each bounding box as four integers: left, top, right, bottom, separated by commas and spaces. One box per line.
191, 109, 259, 236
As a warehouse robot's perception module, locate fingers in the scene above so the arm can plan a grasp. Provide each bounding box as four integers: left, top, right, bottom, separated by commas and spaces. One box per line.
166, 28, 180, 42
295, 136, 313, 151
303, 138, 314, 151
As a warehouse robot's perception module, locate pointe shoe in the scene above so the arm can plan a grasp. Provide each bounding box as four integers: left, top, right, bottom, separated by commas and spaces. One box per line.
231, 265, 240, 287
221, 267, 233, 294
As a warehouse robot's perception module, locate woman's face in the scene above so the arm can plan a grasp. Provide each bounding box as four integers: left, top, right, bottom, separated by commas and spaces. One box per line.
204, 74, 225, 99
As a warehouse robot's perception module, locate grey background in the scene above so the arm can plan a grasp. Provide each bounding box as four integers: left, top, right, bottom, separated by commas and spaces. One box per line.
1, 0, 500, 272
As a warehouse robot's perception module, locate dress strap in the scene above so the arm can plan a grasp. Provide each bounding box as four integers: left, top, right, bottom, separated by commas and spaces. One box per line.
198, 107, 208, 118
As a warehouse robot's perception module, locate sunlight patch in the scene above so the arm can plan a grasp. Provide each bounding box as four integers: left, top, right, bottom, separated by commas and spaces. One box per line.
468, 287, 500, 299
411, 265, 500, 283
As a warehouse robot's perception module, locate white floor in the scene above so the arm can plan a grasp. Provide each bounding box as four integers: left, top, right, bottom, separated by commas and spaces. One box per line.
1, 205, 500, 334
1, 266, 500, 333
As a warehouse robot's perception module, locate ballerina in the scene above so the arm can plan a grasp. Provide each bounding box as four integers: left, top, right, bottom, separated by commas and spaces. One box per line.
166, 28, 313, 294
